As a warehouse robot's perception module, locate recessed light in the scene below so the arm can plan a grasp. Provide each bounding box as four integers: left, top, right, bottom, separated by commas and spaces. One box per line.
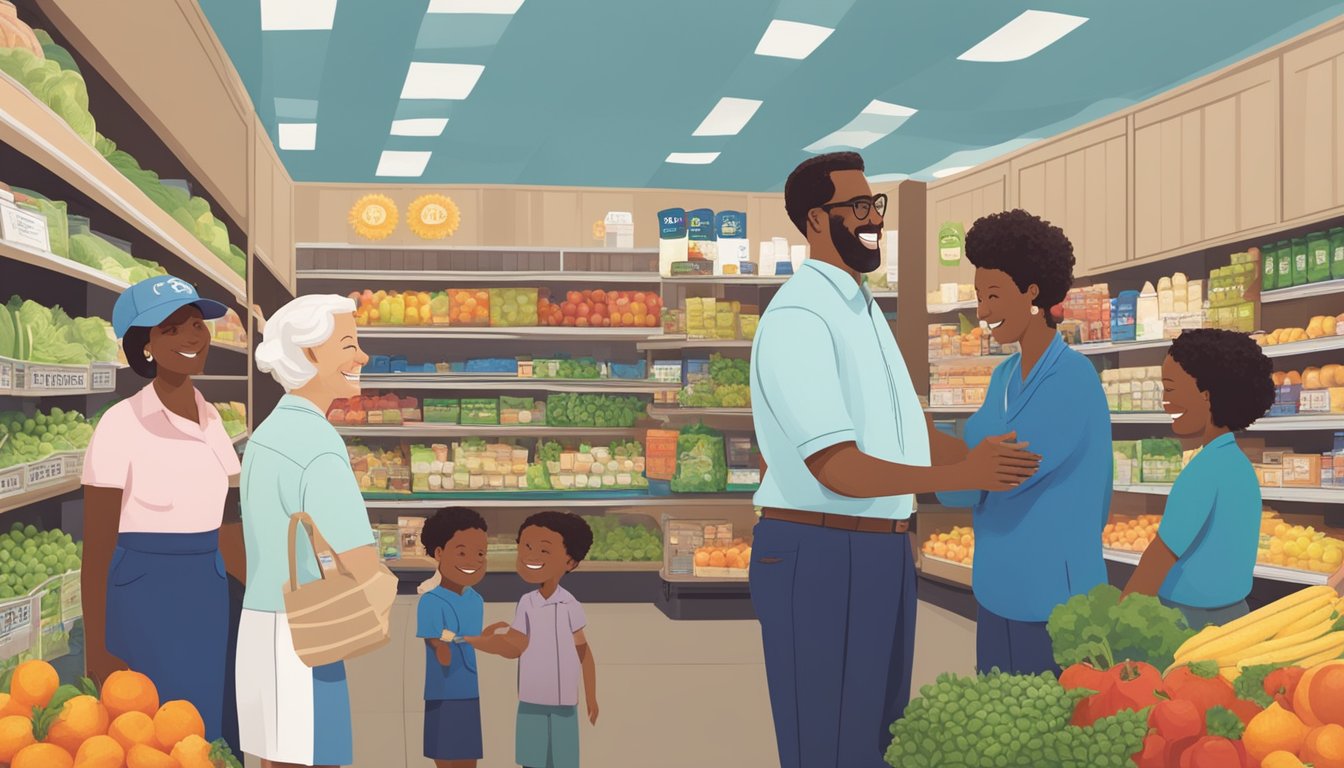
665, 152, 720, 165
754, 19, 833, 60
390, 118, 450, 137
692, 98, 763, 137
804, 100, 918, 152
862, 100, 918, 118
401, 62, 485, 100
958, 10, 1088, 63
260, 0, 337, 31
278, 123, 317, 151
376, 150, 432, 177
932, 166, 973, 179
427, 0, 525, 13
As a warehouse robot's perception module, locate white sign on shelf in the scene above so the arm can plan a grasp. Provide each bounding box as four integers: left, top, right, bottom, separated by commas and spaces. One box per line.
0, 595, 37, 660
25, 456, 65, 487
59, 452, 84, 478
90, 364, 116, 392
0, 201, 51, 253
0, 464, 24, 499
11, 359, 91, 394
0, 359, 11, 392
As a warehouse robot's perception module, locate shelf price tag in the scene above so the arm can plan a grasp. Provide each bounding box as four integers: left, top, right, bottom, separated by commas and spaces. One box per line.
25, 456, 65, 487
60, 452, 84, 478
0, 464, 24, 500
0, 596, 37, 660
21, 363, 89, 394
90, 365, 116, 392
0, 359, 12, 392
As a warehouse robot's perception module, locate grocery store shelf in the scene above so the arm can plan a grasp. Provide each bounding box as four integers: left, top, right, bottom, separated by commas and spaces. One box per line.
335, 424, 641, 438
357, 374, 676, 393
925, 406, 979, 414
210, 340, 248, 354
1102, 547, 1329, 586
296, 243, 660, 255
929, 354, 1009, 365
0, 477, 80, 515
636, 335, 753, 351
297, 269, 661, 284
193, 375, 248, 382
0, 72, 247, 305
662, 275, 789, 286
1072, 338, 1173, 355
1260, 336, 1344, 358
648, 406, 753, 419
1261, 281, 1344, 304
1109, 412, 1169, 424
0, 239, 129, 294
1109, 412, 1344, 430
362, 492, 756, 508
386, 554, 663, 574
357, 326, 660, 341
660, 568, 749, 584
1115, 484, 1344, 504
917, 554, 973, 588
927, 300, 977, 314
872, 290, 900, 299
231, 431, 249, 446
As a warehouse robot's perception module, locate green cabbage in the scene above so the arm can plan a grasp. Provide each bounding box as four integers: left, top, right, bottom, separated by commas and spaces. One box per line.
33, 30, 81, 75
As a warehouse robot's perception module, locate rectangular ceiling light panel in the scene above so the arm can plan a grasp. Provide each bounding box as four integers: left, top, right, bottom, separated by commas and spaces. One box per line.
390, 118, 450, 137
805, 100, 918, 152
754, 19, 833, 60
427, 0, 525, 13
260, 0, 338, 31
401, 62, 486, 100
958, 10, 1088, 63
377, 150, 433, 177
278, 122, 317, 150
932, 166, 973, 179
692, 97, 764, 137
665, 152, 720, 165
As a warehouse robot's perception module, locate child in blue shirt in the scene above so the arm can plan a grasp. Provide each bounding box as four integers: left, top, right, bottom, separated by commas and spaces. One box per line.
417, 507, 489, 768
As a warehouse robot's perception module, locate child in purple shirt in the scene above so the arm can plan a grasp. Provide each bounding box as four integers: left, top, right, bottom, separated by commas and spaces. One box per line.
470, 511, 599, 768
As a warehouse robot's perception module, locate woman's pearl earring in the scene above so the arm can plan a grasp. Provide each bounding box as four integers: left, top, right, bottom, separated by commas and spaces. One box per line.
1030, 306, 1040, 316
144, 351, 154, 362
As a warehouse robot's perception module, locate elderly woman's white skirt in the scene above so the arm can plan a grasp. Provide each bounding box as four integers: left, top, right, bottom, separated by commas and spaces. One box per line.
236, 608, 353, 766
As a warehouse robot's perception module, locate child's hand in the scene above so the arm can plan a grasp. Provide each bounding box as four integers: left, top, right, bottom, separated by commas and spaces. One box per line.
587, 696, 599, 725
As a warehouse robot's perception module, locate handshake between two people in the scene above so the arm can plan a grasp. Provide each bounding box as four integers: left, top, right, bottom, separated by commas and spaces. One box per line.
960, 431, 1041, 492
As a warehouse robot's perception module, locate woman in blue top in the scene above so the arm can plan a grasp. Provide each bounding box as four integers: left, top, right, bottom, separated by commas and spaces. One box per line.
1122, 329, 1274, 629
936, 210, 1112, 675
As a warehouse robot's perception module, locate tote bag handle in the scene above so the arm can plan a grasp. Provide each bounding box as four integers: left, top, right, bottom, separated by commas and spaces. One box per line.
287, 511, 353, 592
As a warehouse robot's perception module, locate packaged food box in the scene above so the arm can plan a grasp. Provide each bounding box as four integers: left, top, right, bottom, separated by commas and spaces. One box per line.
449, 289, 491, 326
1113, 440, 1140, 485
1139, 439, 1183, 484
1282, 454, 1323, 487
489, 288, 539, 327
425, 399, 460, 424
461, 398, 500, 425
500, 396, 539, 425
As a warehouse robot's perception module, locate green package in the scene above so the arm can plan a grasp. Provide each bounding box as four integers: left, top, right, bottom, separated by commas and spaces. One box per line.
1308, 231, 1331, 283
670, 423, 727, 493
1332, 228, 1344, 280
460, 398, 499, 425
938, 222, 964, 266
1277, 240, 1292, 288
1292, 237, 1309, 287
424, 398, 460, 424
1261, 244, 1277, 291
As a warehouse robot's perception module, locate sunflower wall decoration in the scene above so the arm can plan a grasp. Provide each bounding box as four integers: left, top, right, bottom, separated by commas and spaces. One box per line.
592, 220, 606, 241
348, 194, 398, 240
408, 194, 461, 240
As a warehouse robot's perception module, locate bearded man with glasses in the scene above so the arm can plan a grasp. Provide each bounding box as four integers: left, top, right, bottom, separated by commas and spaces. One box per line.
748, 152, 1040, 768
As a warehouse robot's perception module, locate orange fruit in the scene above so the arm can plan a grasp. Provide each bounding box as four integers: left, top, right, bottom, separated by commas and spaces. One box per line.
1300, 662, 1344, 727
12, 742, 73, 768
102, 671, 160, 719
0, 692, 31, 718
0, 714, 36, 762
10, 660, 58, 709
1262, 751, 1309, 768
152, 701, 203, 751
47, 694, 111, 755
126, 743, 179, 768
169, 734, 212, 768
1297, 661, 1344, 727
1303, 723, 1344, 768
1245, 703, 1313, 764
109, 711, 160, 752
74, 734, 126, 768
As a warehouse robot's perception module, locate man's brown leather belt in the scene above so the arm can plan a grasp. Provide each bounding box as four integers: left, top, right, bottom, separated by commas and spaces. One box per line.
761, 507, 909, 534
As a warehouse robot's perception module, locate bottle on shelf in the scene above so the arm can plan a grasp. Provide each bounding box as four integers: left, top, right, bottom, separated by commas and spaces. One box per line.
1136, 281, 1159, 341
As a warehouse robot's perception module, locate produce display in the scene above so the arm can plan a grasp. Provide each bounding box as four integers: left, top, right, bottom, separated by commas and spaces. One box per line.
0, 522, 80, 600
348, 445, 410, 493
1259, 513, 1344, 574
531, 357, 600, 379
96, 135, 247, 279
538, 289, 663, 328
1273, 365, 1344, 390
693, 537, 752, 574
685, 297, 754, 340
1112, 439, 1184, 485
206, 309, 246, 348
670, 424, 727, 493
327, 394, 421, 426
0, 407, 93, 469
0, 661, 244, 767
677, 354, 750, 408
0, 27, 95, 144
450, 289, 490, 326
1104, 515, 1162, 552
1103, 367, 1165, 414
5, 187, 69, 258
350, 289, 438, 326
69, 232, 167, 284
544, 393, 645, 427
539, 440, 648, 491
920, 525, 974, 565
928, 317, 1020, 360
584, 516, 663, 562
0, 296, 116, 365
1256, 314, 1344, 347
211, 402, 246, 439
489, 288, 539, 327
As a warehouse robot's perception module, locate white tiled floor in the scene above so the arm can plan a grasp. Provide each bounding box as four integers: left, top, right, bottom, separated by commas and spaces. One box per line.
245, 597, 976, 768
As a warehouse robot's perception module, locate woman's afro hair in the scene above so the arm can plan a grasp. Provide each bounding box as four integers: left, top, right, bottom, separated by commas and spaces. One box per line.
965, 209, 1076, 325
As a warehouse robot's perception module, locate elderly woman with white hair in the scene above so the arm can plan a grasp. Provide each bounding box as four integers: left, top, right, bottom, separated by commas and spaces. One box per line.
236, 294, 382, 768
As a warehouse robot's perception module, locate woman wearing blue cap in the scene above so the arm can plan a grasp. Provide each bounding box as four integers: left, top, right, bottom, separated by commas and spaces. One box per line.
80, 275, 242, 744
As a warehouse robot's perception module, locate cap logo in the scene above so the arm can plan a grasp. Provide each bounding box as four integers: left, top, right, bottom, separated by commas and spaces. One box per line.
152, 278, 195, 296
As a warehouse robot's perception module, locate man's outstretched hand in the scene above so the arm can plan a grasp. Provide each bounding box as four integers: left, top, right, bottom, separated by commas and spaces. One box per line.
962, 431, 1041, 492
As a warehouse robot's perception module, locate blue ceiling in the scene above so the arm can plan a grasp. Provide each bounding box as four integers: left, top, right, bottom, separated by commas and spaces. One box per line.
200, 0, 1344, 191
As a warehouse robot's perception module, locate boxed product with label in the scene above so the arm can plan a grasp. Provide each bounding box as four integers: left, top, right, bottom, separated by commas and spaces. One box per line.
1113, 440, 1140, 485
686, 209, 716, 262
1282, 454, 1323, 487
1255, 464, 1284, 488
460, 398, 500, 425
604, 211, 634, 249
714, 211, 748, 276
657, 208, 688, 277
1140, 439, 1183, 484
0, 200, 51, 252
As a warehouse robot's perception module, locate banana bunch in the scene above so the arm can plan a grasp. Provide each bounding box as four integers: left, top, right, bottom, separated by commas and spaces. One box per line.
1168, 586, 1344, 681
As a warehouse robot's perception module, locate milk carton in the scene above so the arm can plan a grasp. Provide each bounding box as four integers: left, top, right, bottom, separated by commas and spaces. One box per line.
687, 209, 716, 263
604, 211, 634, 249
657, 208, 688, 277
714, 211, 748, 275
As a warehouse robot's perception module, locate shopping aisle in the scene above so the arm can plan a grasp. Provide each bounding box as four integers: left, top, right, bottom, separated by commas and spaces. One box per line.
238, 597, 975, 768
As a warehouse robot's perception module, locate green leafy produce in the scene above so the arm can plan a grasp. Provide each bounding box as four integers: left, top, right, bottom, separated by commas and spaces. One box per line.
0, 305, 15, 360
545, 394, 645, 427
0, 46, 95, 144
670, 423, 726, 493
534, 358, 600, 380
1233, 662, 1292, 708
677, 355, 751, 408
0, 406, 94, 468
69, 232, 167, 283
211, 739, 245, 768
33, 30, 80, 75
0, 522, 81, 601
583, 516, 663, 562
489, 288, 539, 327
537, 441, 563, 464
886, 671, 1150, 768
15, 194, 69, 257
1047, 583, 1195, 671
1204, 706, 1244, 740
3, 296, 117, 364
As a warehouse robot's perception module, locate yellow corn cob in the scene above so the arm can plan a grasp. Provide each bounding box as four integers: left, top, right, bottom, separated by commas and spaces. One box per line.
1275, 602, 1339, 639
1175, 586, 1335, 660
1219, 666, 1239, 684
1213, 618, 1339, 665
1234, 630, 1344, 668
1176, 593, 1337, 664
1295, 637, 1344, 670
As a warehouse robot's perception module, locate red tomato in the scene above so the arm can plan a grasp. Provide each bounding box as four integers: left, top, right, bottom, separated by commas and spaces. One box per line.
602, 317, 611, 327
593, 303, 608, 317
562, 302, 578, 317
1149, 698, 1204, 744
1060, 663, 1112, 696
576, 317, 590, 327
1264, 666, 1306, 711
1134, 732, 1166, 768
583, 290, 593, 301
1164, 665, 1238, 714
562, 316, 576, 327
1178, 736, 1248, 768
576, 303, 591, 317
1111, 661, 1165, 710
632, 292, 646, 304
567, 291, 582, 304
592, 290, 608, 304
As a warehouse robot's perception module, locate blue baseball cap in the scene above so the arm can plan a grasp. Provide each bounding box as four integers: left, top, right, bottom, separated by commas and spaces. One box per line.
112, 276, 229, 338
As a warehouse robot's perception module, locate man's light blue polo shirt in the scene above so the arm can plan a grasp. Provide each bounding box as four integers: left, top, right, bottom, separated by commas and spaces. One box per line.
1158, 432, 1262, 608
750, 260, 930, 519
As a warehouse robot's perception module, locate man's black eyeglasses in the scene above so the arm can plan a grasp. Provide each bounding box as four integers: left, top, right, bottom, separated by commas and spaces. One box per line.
820, 194, 887, 221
